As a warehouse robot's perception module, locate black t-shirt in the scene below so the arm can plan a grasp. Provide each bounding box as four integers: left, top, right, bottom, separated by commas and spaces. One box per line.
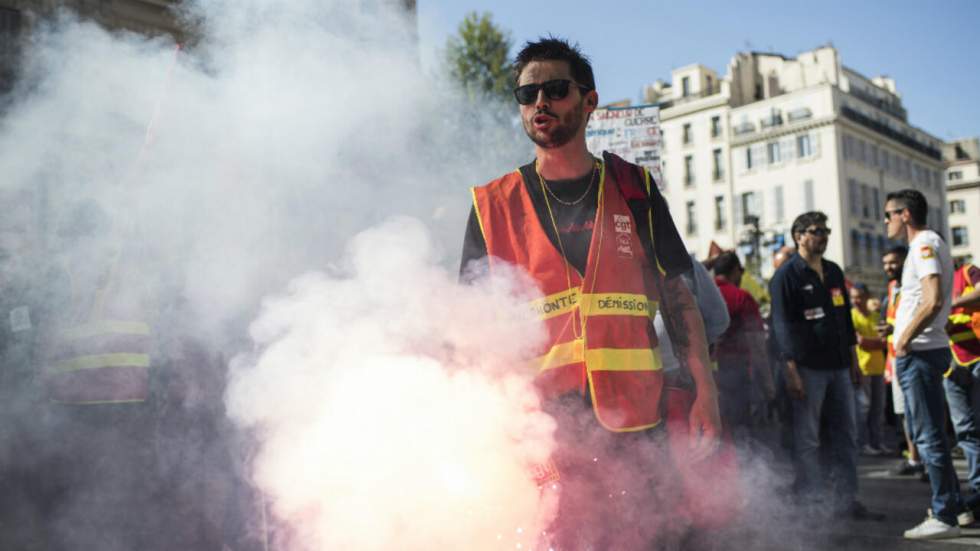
460, 158, 692, 280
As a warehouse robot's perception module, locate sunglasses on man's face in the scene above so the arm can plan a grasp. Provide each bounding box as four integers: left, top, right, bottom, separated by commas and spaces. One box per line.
804, 227, 831, 237
883, 207, 906, 222
513, 79, 591, 105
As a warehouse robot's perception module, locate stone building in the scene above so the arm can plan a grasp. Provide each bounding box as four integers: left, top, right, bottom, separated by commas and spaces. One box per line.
945, 138, 980, 266
646, 46, 945, 290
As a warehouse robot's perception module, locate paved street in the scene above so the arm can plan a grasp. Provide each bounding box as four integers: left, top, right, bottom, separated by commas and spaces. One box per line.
828, 454, 980, 550
730, 449, 980, 550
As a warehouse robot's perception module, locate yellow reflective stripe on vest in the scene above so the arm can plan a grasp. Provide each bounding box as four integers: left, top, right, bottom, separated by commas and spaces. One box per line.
585, 348, 662, 372
529, 290, 659, 320
51, 353, 150, 374
951, 331, 979, 344
62, 320, 151, 340
534, 339, 584, 371
53, 399, 145, 405
580, 293, 657, 318
530, 288, 580, 320
951, 313, 974, 325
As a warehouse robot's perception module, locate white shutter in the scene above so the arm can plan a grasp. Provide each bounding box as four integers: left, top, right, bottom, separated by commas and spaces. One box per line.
804, 180, 815, 211
755, 189, 765, 227
772, 185, 785, 223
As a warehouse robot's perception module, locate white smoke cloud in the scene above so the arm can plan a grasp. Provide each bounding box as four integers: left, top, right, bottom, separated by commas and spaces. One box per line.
1, 0, 526, 336
0, 0, 553, 548
227, 217, 557, 550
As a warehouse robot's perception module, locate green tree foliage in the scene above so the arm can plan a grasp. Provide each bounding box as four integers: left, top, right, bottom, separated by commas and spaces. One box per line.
445, 12, 513, 103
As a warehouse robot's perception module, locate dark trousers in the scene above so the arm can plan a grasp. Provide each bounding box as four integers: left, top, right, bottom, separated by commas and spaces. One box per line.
40, 405, 159, 551
716, 363, 752, 441
545, 395, 679, 550
791, 367, 858, 508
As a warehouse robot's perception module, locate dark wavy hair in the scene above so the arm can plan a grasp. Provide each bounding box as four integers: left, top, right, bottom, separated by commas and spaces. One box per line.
513, 37, 595, 90
790, 211, 828, 247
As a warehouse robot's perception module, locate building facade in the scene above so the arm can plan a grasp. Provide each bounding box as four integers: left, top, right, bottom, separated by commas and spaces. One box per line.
647, 46, 946, 291
945, 138, 980, 266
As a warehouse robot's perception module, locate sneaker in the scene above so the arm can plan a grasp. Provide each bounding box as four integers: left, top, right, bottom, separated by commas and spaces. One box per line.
936, 507, 978, 527
904, 516, 960, 540
861, 444, 884, 456
890, 460, 924, 476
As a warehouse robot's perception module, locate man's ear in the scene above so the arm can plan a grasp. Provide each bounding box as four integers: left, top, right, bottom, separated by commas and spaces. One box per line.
585, 89, 598, 109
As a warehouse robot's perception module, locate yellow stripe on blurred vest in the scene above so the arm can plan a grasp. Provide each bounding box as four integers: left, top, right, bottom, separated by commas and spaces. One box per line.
950, 313, 974, 325
585, 348, 662, 372
51, 353, 150, 374
951, 331, 979, 344
62, 320, 151, 340
534, 339, 584, 371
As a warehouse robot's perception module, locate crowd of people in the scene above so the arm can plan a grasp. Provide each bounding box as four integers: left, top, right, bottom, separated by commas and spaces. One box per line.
464, 36, 980, 548
686, 190, 980, 542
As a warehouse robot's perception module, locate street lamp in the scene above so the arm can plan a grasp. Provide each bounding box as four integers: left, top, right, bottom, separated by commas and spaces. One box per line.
740, 214, 763, 278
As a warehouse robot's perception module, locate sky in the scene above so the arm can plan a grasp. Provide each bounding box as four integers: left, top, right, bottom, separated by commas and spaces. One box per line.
418, 0, 980, 141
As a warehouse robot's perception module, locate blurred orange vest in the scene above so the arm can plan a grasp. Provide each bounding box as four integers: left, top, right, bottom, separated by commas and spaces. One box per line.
44, 253, 151, 405
950, 264, 980, 367
884, 280, 900, 381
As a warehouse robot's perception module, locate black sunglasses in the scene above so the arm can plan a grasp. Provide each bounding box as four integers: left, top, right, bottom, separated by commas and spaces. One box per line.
513, 79, 591, 105
804, 227, 831, 237
883, 207, 906, 222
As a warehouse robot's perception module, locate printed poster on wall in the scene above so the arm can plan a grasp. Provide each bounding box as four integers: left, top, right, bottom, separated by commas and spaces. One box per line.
586, 104, 663, 190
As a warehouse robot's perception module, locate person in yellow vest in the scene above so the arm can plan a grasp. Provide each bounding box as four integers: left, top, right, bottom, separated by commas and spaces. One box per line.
460, 38, 721, 549
942, 261, 980, 515
849, 283, 888, 455
39, 200, 160, 550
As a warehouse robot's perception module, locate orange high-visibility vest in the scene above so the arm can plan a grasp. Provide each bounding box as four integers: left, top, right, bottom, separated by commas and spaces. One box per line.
44, 254, 152, 405
472, 157, 664, 432
950, 264, 980, 367
884, 280, 900, 381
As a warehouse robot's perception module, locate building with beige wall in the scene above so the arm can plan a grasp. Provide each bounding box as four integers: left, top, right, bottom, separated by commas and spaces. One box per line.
646, 46, 945, 291
945, 138, 980, 266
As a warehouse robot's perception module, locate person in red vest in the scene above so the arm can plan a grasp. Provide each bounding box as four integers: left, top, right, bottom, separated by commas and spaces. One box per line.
711, 251, 772, 439
942, 260, 980, 515
460, 37, 721, 549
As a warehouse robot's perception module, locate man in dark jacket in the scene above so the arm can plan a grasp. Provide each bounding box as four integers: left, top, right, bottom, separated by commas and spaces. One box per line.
770, 211, 881, 520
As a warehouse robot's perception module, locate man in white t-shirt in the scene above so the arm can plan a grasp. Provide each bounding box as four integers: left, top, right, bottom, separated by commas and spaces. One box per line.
887, 189, 968, 540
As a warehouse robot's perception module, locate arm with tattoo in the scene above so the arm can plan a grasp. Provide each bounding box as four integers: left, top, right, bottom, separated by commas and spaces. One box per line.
662, 275, 721, 460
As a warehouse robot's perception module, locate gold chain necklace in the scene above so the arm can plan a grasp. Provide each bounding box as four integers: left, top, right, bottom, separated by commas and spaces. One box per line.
539, 161, 597, 206
536, 159, 604, 340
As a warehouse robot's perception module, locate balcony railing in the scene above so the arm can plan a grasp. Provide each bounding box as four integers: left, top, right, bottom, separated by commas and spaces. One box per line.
733, 122, 756, 136
760, 114, 783, 129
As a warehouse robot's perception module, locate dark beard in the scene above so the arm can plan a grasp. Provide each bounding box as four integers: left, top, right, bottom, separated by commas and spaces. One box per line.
524, 102, 584, 149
